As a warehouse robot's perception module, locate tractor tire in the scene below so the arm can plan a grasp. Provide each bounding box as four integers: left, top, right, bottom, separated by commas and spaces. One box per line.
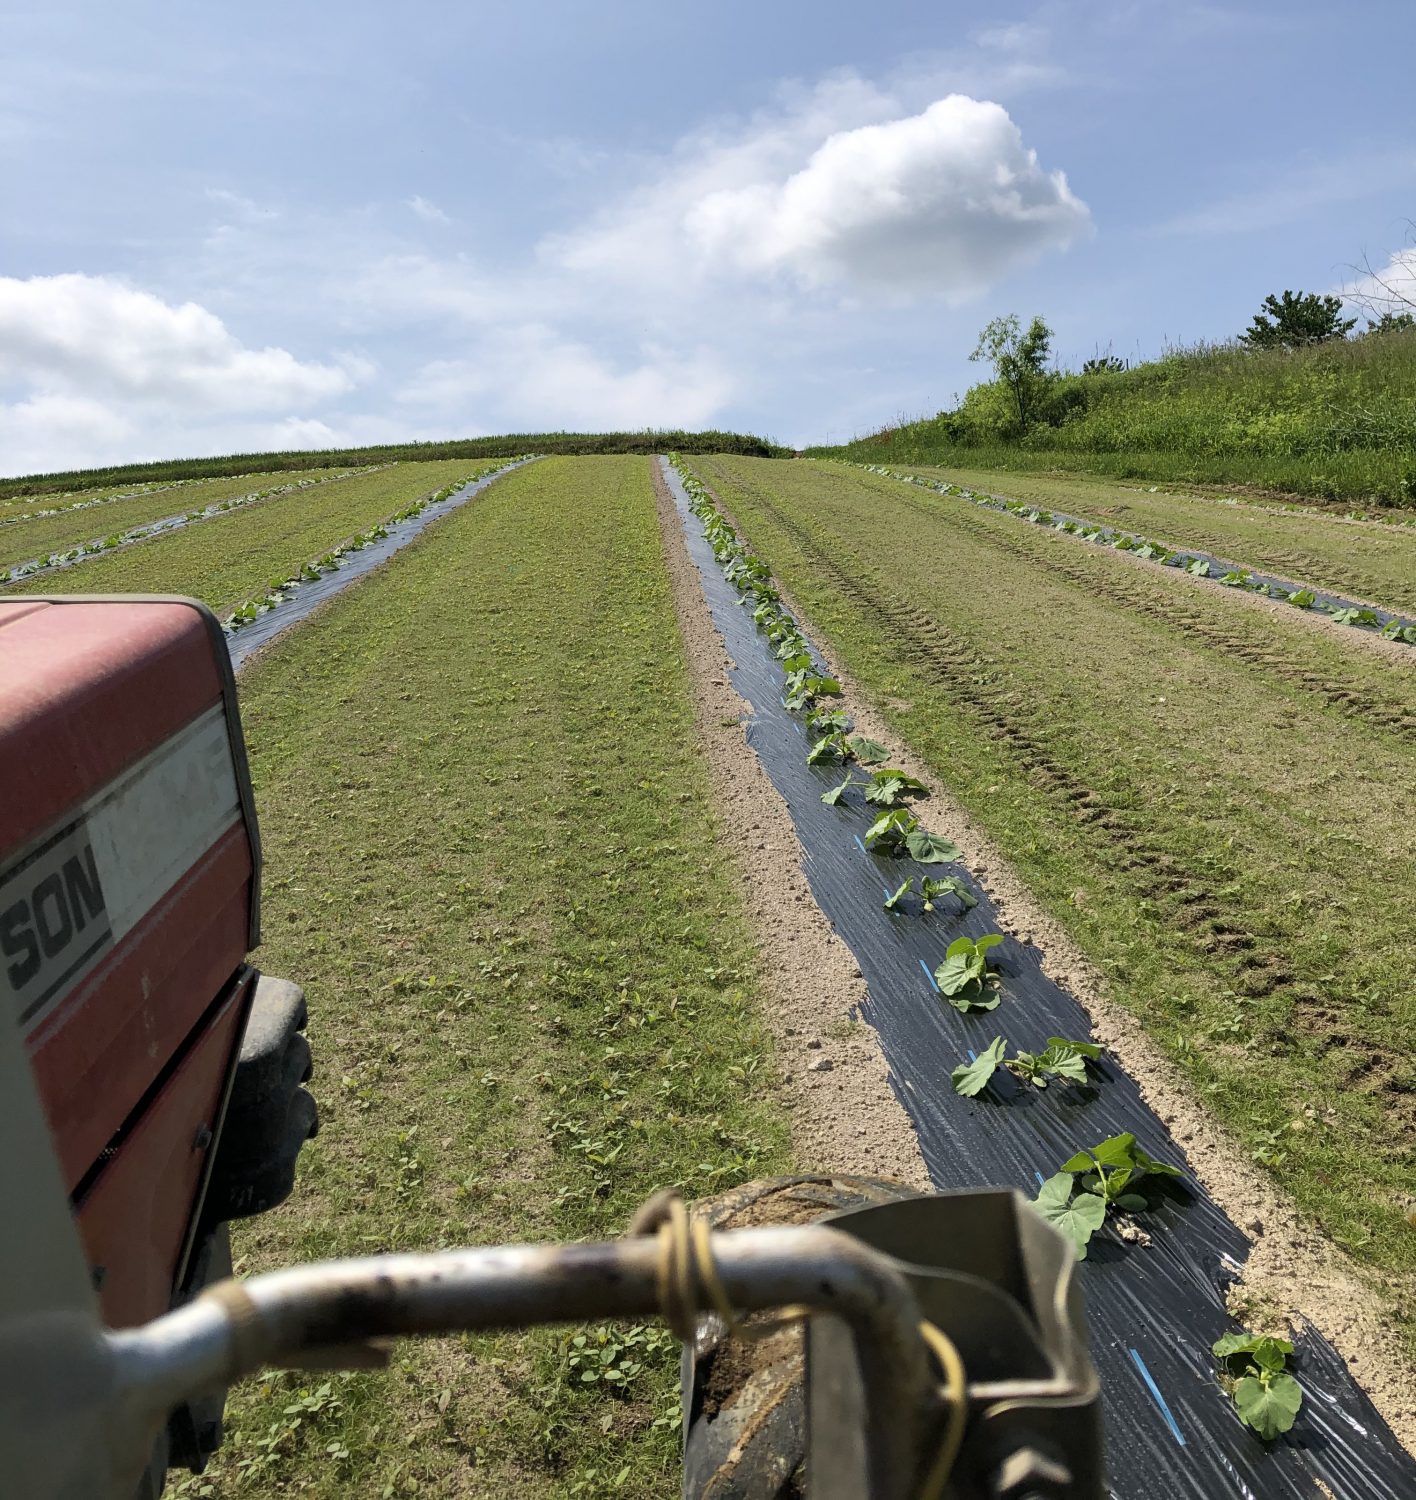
680, 1174, 919, 1500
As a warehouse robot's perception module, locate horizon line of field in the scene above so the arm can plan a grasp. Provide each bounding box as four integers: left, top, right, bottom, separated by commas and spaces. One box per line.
660, 452, 1416, 1497
849, 460, 1416, 639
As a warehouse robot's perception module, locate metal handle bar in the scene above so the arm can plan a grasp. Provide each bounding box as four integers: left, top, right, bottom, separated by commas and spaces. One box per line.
104, 1223, 931, 1499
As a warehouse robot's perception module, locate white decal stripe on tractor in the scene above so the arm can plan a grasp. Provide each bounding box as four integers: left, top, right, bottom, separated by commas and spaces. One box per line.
2, 705, 242, 1032
86, 706, 241, 942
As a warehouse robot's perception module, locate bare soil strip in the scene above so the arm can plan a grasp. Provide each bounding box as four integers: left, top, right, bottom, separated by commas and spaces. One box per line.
650, 459, 928, 1187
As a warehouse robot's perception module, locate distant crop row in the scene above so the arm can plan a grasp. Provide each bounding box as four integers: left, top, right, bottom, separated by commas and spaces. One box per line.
3, 465, 385, 585
672, 452, 1305, 1439
864, 464, 1416, 645
225, 460, 524, 633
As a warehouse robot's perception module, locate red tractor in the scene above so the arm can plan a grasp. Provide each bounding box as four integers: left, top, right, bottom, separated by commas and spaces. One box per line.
1, 595, 317, 1492
0, 596, 1099, 1500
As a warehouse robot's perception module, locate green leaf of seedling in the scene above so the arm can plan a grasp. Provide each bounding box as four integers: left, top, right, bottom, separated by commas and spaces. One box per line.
1062, 1133, 1139, 1174
1008, 1050, 1049, 1087
906, 829, 963, 863
1045, 1037, 1102, 1060
807, 732, 848, 765
1234, 1373, 1303, 1440
951, 1036, 1007, 1097
946, 987, 1001, 1012
863, 808, 915, 852
781, 652, 813, 673
1212, 1332, 1293, 1368
821, 776, 855, 806
884, 880, 911, 911
1038, 1046, 1089, 1084
1113, 1193, 1149, 1213
847, 735, 890, 764
921, 875, 977, 911
864, 769, 928, 807
1033, 1175, 1106, 1259
864, 774, 908, 806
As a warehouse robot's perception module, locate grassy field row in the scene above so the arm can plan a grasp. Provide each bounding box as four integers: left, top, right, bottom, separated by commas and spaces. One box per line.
182, 455, 791, 1498
874, 460, 1416, 614
687, 453, 1416, 1333
9, 461, 488, 617
812, 463, 1416, 734
0, 466, 358, 575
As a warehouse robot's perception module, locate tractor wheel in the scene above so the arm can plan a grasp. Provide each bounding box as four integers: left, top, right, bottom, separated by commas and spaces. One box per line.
680, 1174, 919, 1500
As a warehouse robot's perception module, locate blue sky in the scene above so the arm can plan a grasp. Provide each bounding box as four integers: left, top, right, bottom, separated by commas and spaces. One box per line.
2, 0, 1413, 472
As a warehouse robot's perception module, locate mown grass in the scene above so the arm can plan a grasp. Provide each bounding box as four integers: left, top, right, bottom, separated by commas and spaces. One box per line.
177, 455, 790, 1498
819, 329, 1416, 506
0, 467, 348, 574
689, 452, 1416, 1348
9, 461, 488, 616
867, 461, 1416, 615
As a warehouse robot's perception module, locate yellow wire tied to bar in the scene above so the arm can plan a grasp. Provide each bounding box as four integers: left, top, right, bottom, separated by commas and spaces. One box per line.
626, 1189, 968, 1498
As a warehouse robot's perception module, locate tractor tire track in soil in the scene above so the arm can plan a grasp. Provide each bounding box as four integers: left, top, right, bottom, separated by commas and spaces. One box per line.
659, 456, 1416, 1496
867, 476, 1416, 739
714, 462, 1300, 1006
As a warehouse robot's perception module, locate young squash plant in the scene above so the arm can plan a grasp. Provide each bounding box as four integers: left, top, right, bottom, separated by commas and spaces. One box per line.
864, 809, 961, 864
951, 1036, 1103, 1096
1212, 1331, 1303, 1440
1032, 1132, 1184, 1259
934, 934, 1004, 1009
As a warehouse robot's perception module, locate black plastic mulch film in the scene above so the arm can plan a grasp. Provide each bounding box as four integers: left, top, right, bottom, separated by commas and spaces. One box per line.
657, 455, 1415, 1500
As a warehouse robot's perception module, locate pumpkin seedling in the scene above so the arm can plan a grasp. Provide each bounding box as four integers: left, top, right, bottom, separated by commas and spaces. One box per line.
1212, 1331, 1303, 1440
1032, 1132, 1184, 1260
934, 933, 1004, 1009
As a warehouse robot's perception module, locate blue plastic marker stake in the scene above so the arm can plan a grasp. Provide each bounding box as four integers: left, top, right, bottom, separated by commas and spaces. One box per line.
853, 835, 868, 856
882, 884, 893, 900
919, 959, 940, 994
1034, 1171, 1045, 1187
1129, 1347, 1186, 1447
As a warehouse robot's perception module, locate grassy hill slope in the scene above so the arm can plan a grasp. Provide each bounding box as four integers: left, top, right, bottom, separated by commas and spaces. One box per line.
815, 329, 1416, 507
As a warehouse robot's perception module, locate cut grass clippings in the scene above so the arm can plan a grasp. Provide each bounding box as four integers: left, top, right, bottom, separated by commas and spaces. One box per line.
688, 452, 1416, 1351
178, 455, 790, 1499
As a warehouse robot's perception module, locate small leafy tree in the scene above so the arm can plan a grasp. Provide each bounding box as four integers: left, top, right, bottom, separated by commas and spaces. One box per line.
1240, 290, 1356, 350
1081, 353, 1125, 375
970, 314, 1053, 431
1365, 310, 1416, 336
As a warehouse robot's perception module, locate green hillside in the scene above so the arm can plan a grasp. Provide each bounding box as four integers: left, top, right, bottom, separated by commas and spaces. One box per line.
816, 326, 1416, 507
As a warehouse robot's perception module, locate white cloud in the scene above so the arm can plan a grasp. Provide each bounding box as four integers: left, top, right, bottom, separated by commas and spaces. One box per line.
685, 96, 1088, 298
0, 274, 362, 474
549, 87, 1087, 304
1339, 245, 1416, 318
0, 273, 356, 408
406, 195, 451, 225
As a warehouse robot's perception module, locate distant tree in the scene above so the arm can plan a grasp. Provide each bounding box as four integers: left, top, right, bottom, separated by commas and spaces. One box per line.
1082, 354, 1126, 375
1365, 310, 1416, 336
1241, 290, 1356, 350
970, 314, 1053, 430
